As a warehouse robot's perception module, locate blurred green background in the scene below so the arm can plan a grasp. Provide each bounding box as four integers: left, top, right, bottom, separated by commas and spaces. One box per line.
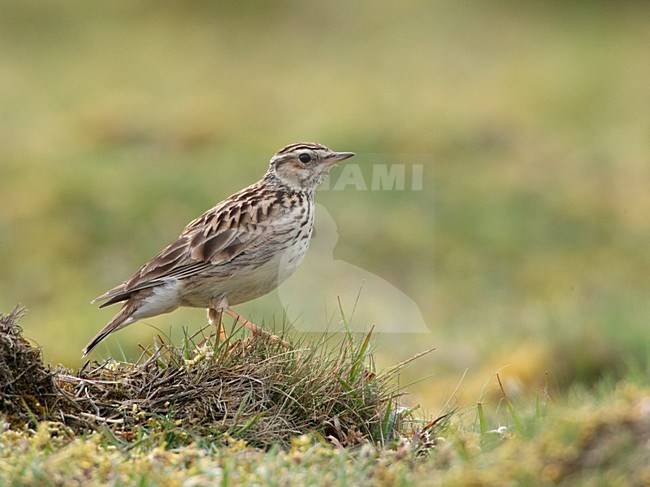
1, 1, 648, 409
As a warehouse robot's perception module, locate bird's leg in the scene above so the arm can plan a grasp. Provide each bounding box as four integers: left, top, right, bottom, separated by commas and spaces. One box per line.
223, 308, 289, 348
207, 307, 227, 343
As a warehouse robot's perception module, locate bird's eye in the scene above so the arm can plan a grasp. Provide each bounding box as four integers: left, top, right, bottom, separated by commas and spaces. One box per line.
299, 153, 312, 164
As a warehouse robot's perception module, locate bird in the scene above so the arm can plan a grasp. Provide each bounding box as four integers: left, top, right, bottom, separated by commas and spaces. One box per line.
83, 142, 355, 356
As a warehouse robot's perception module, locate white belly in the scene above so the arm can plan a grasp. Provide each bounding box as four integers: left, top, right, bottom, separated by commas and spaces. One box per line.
180, 223, 313, 308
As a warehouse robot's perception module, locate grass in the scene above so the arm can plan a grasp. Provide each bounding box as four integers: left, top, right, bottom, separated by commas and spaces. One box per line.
1, 308, 433, 449
3, 394, 649, 484
2, 308, 648, 485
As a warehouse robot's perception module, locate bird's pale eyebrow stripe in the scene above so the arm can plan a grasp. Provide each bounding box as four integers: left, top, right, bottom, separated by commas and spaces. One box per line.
275, 142, 329, 155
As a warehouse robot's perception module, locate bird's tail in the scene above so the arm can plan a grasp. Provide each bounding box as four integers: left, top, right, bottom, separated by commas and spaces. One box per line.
83, 301, 137, 357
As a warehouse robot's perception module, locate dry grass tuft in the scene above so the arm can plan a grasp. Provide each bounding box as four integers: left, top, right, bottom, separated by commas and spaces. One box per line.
1, 308, 424, 448
0, 307, 62, 427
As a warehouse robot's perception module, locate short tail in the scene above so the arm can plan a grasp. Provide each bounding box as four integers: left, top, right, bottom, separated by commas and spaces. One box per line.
83, 302, 137, 357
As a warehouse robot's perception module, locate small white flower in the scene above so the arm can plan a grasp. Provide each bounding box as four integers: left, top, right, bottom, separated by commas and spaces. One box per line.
489, 425, 508, 435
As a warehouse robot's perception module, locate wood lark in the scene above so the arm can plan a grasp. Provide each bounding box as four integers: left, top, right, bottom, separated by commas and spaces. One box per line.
83, 143, 355, 356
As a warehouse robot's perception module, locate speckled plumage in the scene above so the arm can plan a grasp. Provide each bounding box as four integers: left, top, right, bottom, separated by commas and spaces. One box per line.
83, 143, 355, 356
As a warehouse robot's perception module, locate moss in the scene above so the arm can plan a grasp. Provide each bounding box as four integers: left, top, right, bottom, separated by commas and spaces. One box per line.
0, 308, 432, 449
0, 307, 59, 428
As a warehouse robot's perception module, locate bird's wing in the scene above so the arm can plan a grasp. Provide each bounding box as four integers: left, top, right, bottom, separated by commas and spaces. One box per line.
94, 187, 287, 307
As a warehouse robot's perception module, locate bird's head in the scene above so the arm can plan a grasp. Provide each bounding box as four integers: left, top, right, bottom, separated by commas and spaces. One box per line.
268, 142, 355, 191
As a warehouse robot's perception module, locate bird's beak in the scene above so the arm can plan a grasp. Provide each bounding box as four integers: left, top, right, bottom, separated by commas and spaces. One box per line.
326, 151, 356, 166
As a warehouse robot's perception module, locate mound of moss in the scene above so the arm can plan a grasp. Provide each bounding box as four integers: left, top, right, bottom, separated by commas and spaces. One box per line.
0, 307, 425, 448
0, 307, 61, 428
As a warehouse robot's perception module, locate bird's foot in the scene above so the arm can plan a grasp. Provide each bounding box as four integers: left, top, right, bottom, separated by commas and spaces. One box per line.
223, 308, 289, 348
